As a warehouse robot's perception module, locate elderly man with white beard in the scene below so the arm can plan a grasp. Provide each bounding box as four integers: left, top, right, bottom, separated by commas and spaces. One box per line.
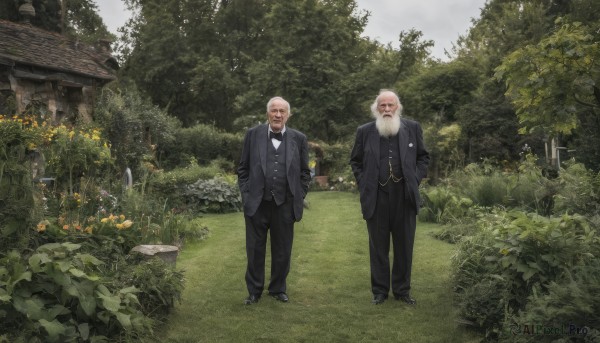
350, 89, 430, 305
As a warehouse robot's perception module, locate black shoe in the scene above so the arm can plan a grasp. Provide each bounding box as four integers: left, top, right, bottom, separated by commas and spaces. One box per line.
244, 294, 261, 305
394, 294, 416, 305
372, 294, 387, 305
269, 292, 289, 302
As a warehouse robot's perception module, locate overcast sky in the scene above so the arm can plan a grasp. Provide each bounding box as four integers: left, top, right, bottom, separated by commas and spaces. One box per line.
96, 0, 487, 60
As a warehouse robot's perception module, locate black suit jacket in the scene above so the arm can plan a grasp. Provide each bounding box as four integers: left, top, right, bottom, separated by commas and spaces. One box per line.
238, 124, 311, 221
350, 119, 430, 220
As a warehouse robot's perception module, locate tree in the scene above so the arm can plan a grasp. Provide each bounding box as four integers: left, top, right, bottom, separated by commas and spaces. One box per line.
0, 0, 112, 43
496, 21, 600, 136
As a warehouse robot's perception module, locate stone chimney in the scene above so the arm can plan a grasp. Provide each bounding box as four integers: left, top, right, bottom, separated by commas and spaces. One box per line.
18, 0, 36, 24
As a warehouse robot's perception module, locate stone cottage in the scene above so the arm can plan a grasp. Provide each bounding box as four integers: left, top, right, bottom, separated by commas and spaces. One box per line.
0, 5, 117, 123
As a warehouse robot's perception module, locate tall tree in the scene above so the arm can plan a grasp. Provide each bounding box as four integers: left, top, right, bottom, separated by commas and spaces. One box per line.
496, 20, 600, 169
120, 0, 378, 141
0, 0, 112, 43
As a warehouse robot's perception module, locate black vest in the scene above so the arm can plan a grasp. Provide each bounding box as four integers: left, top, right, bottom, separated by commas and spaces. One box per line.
263, 135, 289, 205
378, 134, 403, 188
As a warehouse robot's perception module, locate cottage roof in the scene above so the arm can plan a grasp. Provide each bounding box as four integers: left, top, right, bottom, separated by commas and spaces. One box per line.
0, 19, 117, 82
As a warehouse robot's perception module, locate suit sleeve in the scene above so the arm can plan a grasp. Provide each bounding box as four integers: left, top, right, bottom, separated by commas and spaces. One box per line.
349, 127, 364, 184
300, 134, 311, 197
415, 122, 430, 184
237, 130, 251, 193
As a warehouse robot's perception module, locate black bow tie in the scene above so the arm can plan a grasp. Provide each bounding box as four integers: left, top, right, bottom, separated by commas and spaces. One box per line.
270, 131, 283, 141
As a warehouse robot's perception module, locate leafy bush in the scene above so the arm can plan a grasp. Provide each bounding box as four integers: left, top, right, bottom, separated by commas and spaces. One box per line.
0, 114, 43, 253
505, 154, 555, 215
44, 125, 112, 195
419, 185, 474, 224
553, 161, 600, 216
313, 140, 353, 177
452, 211, 600, 339
161, 124, 243, 170
112, 255, 185, 321
95, 85, 180, 179
148, 160, 225, 203
0, 243, 153, 342
500, 261, 600, 342
183, 176, 242, 213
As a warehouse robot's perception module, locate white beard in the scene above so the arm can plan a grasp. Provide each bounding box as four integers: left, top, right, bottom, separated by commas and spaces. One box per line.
375, 115, 401, 137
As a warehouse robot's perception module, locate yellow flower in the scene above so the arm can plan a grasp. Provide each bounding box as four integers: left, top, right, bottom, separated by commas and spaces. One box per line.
116, 223, 124, 230
101, 217, 109, 223
84, 226, 93, 234
121, 220, 133, 229
36, 221, 47, 232
119, 214, 125, 221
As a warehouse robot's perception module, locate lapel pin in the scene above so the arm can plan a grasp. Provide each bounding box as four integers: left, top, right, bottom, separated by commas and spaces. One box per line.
408, 143, 414, 148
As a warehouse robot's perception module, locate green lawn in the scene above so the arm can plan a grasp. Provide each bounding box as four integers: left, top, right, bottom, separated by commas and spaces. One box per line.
158, 192, 482, 343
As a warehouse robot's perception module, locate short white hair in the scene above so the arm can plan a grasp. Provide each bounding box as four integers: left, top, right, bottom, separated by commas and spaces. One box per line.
266, 96, 291, 115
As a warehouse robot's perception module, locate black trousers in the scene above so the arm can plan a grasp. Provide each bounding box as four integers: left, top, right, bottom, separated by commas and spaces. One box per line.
245, 198, 295, 296
365, 180, 416, 297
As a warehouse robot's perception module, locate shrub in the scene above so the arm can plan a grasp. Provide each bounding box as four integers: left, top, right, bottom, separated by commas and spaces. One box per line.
500, 261, 600, 342
0, 114, 43, 253
506, 154, 555, 215
452, 211, 600, 339
553, 161, 600, 216
148, 160, 225, 202
0, 244, 153, 342
419, 186, 474, 224
183, 176, 242, 213
95, 85, 180, 179
112, 255, 185, 321
161, 124, 243, 170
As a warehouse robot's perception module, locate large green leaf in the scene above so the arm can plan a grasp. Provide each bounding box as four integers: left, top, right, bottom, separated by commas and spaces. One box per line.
97, 293, 121, 313
115, 312, 132, 330
13, 295, 45, 320
69, 268, 87, 278
76, 253, 104, 266
28, 253, 52, 273
78, 322, 90, 340
38, 318, 67, 342
0, 288, 11, 302
62, 242, 82, 252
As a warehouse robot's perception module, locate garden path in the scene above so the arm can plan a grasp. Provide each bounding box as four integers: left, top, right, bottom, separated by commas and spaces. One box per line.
158, 192, 482, 342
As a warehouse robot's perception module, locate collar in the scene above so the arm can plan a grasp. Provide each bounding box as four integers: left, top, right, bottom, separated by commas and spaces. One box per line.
268, 125, 286, 135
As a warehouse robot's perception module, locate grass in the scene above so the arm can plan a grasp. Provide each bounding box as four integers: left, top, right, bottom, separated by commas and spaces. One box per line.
158, 192, 482, 343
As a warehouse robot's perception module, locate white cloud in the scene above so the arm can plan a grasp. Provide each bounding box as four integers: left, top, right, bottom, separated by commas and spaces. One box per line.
355, 0, 486, 60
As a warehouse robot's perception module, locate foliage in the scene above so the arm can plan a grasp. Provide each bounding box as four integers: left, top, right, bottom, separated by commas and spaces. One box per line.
0, 243, 153, 342
119, 0, 389, 142
452, 211, 600, 339
161, 124, 242, 169
315, 140, 353, 177
418, 185, 473, 224
423, 120, 466, 180
183, 177, 242, 213
0, 115, 44, 253
112, 255, 185, 321
44, 124, 112, 195
148, 159, 228, 205
553, 160, 600, 216
496, 20, 600, 137
94, 85, 180, 179
0, 0, 114, 44
500, 261, 600, 342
